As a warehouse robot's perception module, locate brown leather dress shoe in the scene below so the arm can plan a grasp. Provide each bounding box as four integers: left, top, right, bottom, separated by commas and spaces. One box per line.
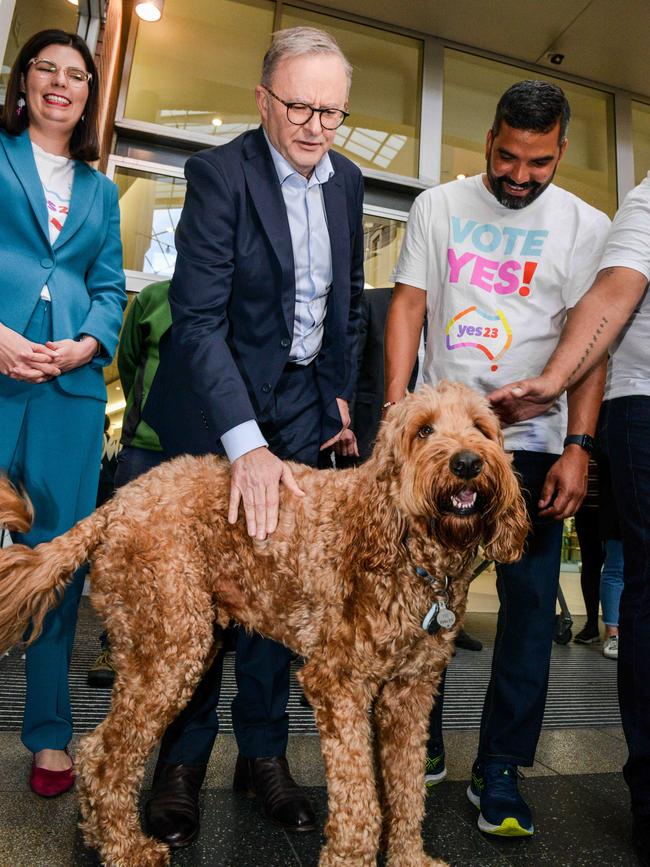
144, 761, 207, 848
233, 754, 316, 832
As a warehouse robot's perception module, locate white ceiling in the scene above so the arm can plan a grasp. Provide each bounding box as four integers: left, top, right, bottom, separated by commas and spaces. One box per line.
314, 0, 650, 99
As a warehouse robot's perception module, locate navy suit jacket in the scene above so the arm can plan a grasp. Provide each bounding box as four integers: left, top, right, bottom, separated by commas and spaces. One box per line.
146, 126, 365, 457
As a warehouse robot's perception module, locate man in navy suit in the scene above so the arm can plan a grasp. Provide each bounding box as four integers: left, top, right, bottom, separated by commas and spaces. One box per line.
144, 26, 364, 846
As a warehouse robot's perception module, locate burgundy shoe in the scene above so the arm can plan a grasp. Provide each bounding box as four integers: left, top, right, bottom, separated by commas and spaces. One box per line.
29, 754, 75, 798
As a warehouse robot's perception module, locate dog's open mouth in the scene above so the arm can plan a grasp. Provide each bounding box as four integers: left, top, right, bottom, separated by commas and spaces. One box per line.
444, 487, 480, 517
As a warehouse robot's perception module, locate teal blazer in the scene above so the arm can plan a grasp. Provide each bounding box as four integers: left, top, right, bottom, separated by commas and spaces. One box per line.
0, 128, 126, 400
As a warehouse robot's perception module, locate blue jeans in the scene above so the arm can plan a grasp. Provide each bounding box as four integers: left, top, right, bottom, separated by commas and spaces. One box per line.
428, 451, 563, 766
601, 396, 650, 817
600, 539, 624, 627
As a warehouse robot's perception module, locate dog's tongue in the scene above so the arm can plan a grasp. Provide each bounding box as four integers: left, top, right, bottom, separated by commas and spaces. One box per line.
457, 488, 476, 505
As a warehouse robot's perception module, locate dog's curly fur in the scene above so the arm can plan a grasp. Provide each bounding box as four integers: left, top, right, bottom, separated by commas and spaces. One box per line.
0, 382, 528, 867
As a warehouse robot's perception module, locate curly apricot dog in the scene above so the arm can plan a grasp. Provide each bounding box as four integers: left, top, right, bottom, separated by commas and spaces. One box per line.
0, 382, 527, 867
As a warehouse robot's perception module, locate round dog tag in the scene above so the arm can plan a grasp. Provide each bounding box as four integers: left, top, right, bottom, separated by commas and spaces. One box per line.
436, 606, 456, 630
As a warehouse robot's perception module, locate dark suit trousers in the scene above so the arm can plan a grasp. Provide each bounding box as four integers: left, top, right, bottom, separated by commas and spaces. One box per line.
160, 363, 324, 764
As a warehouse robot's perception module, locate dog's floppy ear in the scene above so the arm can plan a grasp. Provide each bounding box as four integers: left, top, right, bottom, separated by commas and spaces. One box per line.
481, 465, 529, 563
349, 487, 407, 572
342, 410, 408, 572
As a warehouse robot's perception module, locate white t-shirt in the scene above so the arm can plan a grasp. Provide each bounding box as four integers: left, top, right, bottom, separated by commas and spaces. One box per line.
598, 173, 650, 400
393, 174, 610, 453
32, 141, 74, 301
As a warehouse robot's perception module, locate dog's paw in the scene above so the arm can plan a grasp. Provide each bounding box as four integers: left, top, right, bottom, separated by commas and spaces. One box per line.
318, 844, 375, 867
387, 852, 448, 867
99, 838, 171, 867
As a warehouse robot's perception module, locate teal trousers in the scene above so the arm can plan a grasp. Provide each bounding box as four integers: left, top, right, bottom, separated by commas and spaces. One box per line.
0, 300, 105, 752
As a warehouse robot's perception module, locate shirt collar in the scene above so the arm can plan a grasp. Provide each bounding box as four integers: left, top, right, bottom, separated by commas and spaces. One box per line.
263, 129, 334, 187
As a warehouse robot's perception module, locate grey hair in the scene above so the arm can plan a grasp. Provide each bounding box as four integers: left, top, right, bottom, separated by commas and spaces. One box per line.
261, 27, 352, 90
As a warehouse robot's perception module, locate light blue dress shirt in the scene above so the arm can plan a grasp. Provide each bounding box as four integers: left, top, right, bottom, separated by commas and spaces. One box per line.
221, 132, 335, 463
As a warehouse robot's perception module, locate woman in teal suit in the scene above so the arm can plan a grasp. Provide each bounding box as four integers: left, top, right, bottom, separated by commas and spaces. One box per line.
0, 29, 125, 796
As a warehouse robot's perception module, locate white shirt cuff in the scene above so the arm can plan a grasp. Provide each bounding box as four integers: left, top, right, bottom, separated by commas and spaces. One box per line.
221, 420, 268, 463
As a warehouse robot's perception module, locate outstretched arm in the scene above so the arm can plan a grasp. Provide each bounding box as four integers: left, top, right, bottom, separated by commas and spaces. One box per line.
488, 266, 647, 425
384, 283, 426, 406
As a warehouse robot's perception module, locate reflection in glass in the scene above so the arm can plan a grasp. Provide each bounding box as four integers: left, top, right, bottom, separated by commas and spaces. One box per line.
123, 0, 274, 140
632, 101, 650, 185
1, 0, 78, 104
114, 167, 187, 275
442, 49, 617, 216
363, 214, 406, 288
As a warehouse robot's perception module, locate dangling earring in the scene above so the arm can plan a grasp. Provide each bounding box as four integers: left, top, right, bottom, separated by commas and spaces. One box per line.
81, 114, 86, 122
16, 95, 25, 116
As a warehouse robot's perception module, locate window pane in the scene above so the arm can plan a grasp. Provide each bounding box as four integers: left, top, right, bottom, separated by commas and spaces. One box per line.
114, 166, 187, 275
1, 0, 78, 103
364, 214, 406, 288
123, 0, 274, 140
281, 6, 422, 178
442, 49, 617, 217
632, 101, 650, 185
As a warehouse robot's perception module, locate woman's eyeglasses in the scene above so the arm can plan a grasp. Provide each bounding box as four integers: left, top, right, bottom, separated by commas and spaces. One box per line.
28, 58, 92, 87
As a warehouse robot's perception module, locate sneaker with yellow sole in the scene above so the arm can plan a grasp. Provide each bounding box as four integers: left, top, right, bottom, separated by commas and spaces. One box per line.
467, 759, 534, 836
425, 749, 447, 787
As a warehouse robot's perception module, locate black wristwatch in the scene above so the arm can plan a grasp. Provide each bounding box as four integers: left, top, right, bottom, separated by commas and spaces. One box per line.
563, 434, 595, 454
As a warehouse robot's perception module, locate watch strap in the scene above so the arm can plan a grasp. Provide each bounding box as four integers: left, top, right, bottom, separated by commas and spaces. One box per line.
563, 434, 594, 453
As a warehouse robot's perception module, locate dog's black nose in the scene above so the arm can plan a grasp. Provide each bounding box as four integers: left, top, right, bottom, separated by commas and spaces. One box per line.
450, 451, 483, 479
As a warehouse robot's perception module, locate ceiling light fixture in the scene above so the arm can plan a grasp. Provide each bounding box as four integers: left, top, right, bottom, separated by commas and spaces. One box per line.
135, 0, 164, 22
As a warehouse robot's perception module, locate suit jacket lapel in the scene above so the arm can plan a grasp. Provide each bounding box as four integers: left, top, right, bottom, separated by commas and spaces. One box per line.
53, 161, 99, 250
323, 171, 349, 306
1, 129, 50, 247
242, 130, 295, 334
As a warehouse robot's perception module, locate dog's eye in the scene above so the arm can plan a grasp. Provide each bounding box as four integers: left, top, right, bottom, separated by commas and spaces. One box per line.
418, 425, 434, 438
474, 421, 492, 438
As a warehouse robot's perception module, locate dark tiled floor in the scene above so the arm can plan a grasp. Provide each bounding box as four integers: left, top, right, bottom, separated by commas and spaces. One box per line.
66, 774, 637, 867
2, 728, 637, 866
0, 608, 634, 865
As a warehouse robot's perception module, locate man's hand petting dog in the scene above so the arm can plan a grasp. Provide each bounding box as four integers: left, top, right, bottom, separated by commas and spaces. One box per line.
229, 447, 304, 540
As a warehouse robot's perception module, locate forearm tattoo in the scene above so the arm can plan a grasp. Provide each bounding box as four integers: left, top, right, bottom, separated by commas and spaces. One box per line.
564, 315, 609, 389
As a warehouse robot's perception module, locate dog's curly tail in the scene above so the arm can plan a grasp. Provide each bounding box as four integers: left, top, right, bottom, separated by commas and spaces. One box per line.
0, 475, 105, 653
